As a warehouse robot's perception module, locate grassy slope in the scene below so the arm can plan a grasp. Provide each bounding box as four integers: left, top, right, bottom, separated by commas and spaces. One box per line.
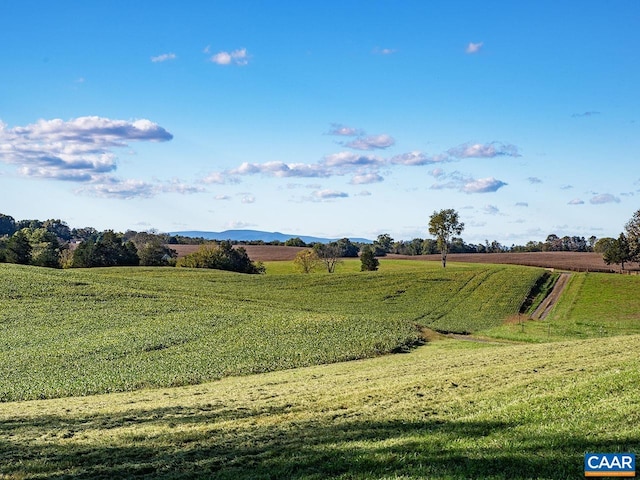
0, 335, 638, 479
484, 272, 640, 342
0, 261, 543, 401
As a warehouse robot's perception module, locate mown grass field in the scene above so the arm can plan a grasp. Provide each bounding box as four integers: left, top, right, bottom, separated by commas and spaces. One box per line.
0, 261, 542, 401
1, 259, 639, 479
1, 335, 638, 479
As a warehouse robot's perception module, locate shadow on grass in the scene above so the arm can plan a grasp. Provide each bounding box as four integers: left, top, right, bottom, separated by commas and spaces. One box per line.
1, 405, 638, 479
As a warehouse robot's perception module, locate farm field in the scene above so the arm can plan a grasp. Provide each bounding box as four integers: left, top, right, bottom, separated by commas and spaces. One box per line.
2, 259, 639, 478
171, 244, 622, 273
1, 334, 638, 479
0, 261, 542, 402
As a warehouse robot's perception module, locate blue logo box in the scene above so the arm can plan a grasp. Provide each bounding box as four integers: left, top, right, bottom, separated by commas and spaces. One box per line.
585, 453, 635, 477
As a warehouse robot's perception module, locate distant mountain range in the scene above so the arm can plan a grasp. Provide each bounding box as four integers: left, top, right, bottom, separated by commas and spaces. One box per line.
169, 230, 371, 244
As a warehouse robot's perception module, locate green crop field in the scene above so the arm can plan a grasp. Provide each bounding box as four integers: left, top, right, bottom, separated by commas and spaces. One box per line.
0, 261, 542, 401
1, 260, 639, 479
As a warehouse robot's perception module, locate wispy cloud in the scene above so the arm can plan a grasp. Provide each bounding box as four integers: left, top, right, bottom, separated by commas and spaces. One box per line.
327, 124, 362, 136
590, 193, 620, 204
313, 189, 349, 200
447, 142, 520, 159
373, 47, 397, 55
151, 53, 177, 63
345, 134, 395, 151
390, 151, 448, 166
527, 177, 542, 184
568, 198, 585, 205
466, 42, 483, 54
515, 202, 529, 207
483, 205, 500, 215
214, 194, 231, 201
240, 194, 256, 204
229, 161, 332, 179
209, 48, 249, 66
571, 111, 601, 118
76, 177, 204, 199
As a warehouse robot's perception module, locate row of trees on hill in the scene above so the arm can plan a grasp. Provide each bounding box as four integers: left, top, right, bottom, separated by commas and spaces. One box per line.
3, 209, 639, 273
0, 213, 262, 273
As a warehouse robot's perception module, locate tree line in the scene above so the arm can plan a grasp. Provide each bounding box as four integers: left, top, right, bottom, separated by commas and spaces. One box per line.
0, 214, 263, 274
2, 209, 638, 274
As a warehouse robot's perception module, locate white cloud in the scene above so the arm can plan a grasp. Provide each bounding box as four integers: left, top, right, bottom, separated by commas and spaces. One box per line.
210, 48, 249, 66
76, 178, 157, 199
590, 193, 620, 204
515, 202, 529, 207
568, 198, 585, 205
528, 177, 542, 184
327, 124, 362, 136
466, 42, 483, 54
390, 151, 448, 166
202, 172, 231, 184
350, 173, 384, 185
151, 53, 177, 63
240, 194, 256, 204
462, 177, 508, 194
214, 194, 231, 200
323, 151, 384, 168
345, 134, 395, 150
356, 190, 372, 196
229, 161, 331, 178
448, 142, 520, 159
430, 168, 446, 178
313, 189, 349, 200
0, 116, 172, 183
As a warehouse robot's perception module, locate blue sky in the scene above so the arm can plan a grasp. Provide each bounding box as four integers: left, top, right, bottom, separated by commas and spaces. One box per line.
1, 1, 639, 244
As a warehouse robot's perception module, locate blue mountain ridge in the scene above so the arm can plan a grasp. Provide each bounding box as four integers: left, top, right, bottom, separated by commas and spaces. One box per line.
169, 230, 371, 244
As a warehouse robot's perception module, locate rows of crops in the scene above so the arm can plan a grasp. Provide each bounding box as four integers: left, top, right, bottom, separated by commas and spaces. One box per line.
0, 262, 545, 401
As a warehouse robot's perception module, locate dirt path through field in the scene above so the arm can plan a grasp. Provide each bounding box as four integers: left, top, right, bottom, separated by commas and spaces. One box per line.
530, 272, 571, 320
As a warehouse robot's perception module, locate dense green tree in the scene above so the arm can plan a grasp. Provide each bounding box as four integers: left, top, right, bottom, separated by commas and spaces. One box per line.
177, 241, 265, 274
428, 209, 464, 268
71, 230, 139, 268
0, 214, 16, 237
624, 209, 640, 262
594, 237, 616, 254
284, 237, 307, 247
27, 228, 64, 268
360, 245, 379, 271
336, 238, 359, 257
603, 233, 632, 272
373, 234, 393, 256
43, 219, 72, 241
131, 232, 176, 266
5, 230, 32, 265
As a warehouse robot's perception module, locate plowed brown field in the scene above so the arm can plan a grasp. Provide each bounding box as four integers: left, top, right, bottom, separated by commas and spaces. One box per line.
169, 245, 625, 272
388, 252, 622, 272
